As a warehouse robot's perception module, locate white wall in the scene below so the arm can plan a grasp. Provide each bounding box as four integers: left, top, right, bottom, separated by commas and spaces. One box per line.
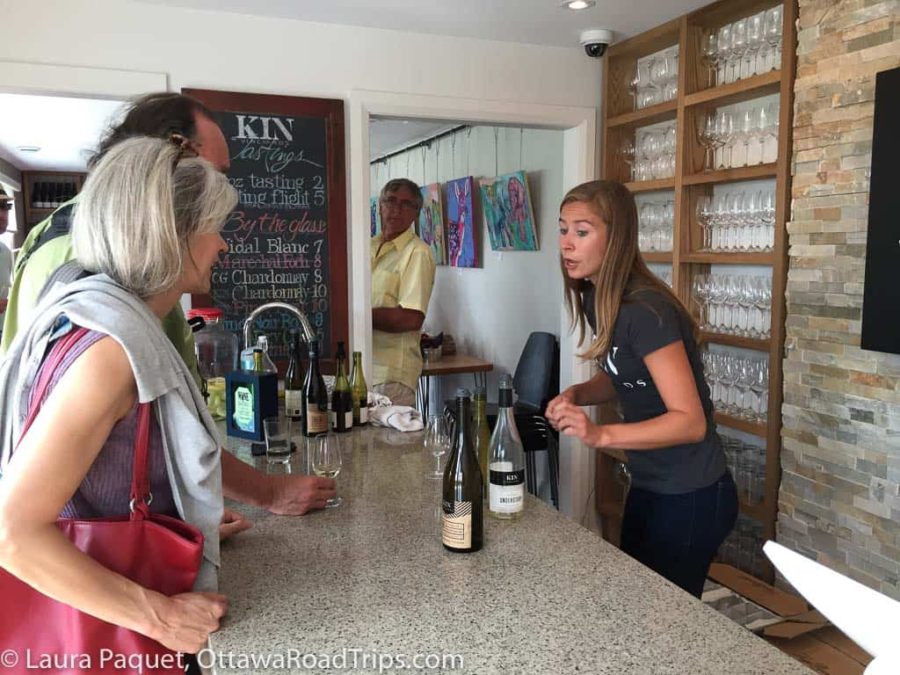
370, 125, 565, 400
0, 1, 600, 110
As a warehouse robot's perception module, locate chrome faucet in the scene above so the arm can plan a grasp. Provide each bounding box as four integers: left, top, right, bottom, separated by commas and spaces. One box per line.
242, 302, 317, 349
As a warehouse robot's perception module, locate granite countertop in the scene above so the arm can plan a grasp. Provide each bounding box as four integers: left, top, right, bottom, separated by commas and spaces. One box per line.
210, 425, 811, 675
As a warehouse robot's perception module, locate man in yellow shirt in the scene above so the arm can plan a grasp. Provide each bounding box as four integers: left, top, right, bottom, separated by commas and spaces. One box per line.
371, 179, 436, 407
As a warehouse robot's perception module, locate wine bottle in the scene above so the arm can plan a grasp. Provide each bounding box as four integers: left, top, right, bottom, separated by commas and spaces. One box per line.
350, 350, 369, 426
302, 339, 328, 437
441, 389, 483, 553
488, 375, 526, 519
256, 335, 278, 375
331, 341, 353, 433
472, 385, 491, 498
49, 182, 59, 208
36, 182, 46, 208
284, 329, 304, 422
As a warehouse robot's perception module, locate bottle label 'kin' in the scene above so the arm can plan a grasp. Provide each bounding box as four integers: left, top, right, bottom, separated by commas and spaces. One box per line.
441, 500, 473, 549
489, 465, 525, 514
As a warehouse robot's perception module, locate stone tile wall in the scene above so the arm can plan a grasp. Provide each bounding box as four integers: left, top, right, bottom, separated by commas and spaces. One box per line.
780, 0, 900, 598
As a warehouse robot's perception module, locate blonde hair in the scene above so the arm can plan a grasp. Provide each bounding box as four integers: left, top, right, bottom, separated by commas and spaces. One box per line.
559, 180, 695, 360
73, 137, 237, 297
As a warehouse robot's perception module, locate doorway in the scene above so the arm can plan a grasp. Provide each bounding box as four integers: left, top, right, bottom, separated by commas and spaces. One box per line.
350, 90, 599, 527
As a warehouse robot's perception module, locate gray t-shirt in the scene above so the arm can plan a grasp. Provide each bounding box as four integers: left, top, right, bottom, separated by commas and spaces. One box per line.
583, 285, 726, 493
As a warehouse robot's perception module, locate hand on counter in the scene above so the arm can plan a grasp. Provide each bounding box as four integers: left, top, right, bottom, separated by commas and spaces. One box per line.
147, 590, 228, 653
266, 474, 337, 515
220, 506, 253, 540
221, 449, 335, 516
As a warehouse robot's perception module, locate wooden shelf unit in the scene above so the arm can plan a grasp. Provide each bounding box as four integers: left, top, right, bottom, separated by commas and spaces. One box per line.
21, 171, 86, 234
599, 0, 797, 583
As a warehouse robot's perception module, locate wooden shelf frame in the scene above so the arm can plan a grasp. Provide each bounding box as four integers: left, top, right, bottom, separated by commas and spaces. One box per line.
600, 0, 798, 583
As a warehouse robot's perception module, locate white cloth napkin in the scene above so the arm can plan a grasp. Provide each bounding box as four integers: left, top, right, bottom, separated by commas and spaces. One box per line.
369, 405, 424, 432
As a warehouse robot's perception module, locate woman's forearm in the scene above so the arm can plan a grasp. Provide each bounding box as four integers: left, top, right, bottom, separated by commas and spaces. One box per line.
595, 410, 706, 451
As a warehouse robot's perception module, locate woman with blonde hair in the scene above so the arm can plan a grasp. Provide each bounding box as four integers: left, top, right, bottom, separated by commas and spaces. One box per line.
0, 137, 238, 654
545, 180, 737, 597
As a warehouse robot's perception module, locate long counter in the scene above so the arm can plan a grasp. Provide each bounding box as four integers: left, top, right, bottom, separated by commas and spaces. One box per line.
210, 424, 810, 674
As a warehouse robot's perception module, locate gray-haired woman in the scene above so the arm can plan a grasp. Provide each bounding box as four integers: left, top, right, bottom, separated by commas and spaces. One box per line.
0, 136, 238, 652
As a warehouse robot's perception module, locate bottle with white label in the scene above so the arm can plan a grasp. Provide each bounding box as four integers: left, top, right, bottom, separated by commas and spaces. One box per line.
488, 374, 525, 519
284, 329, 304, 423
441, 389, 483, 552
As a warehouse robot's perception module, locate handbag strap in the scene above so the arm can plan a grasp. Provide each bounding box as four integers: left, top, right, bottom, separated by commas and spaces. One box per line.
18, 325, 153, 521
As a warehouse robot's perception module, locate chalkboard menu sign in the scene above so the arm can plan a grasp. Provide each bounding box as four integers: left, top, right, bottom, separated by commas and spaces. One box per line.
184, 89, 347, 363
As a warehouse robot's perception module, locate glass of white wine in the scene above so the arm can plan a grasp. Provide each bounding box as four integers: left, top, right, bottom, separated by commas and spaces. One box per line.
312, 433, 343, 508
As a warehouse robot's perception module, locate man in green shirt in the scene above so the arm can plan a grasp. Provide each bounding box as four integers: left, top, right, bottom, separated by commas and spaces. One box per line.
2, 92, 336, 519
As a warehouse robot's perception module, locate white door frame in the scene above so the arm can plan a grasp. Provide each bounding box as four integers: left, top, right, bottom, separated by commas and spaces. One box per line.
348, 89, 599, 526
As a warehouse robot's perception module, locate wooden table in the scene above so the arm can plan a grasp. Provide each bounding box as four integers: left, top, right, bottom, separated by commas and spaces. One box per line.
418, 352, 493, 416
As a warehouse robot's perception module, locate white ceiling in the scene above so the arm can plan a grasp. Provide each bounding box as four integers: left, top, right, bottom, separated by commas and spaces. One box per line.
369, 118, 459, 161
134, 0, 707, 48
0, 94, 124, 172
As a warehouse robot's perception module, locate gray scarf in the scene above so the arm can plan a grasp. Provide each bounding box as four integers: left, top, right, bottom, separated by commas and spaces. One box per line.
0, 274, 222, 590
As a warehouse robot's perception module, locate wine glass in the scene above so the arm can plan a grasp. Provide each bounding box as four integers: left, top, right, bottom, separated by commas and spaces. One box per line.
765, 6, 784, 71
702, 31, 719, 88
312, 434, 343, 507
746, 11, 765, 76
424, 414, 449, 479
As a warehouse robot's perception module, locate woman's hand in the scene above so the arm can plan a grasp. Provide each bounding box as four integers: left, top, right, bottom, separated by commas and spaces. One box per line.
548, 400, 603, 448
147, 591, 228, 653
219, 507, 252, 541
545, 387, 577, 426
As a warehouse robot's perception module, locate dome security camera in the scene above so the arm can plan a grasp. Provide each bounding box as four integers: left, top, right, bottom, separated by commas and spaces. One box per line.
580, 28, 614, 58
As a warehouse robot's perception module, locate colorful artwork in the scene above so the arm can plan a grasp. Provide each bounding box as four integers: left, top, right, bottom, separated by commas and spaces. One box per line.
480, 170, 538, 251
418, 183, 446, 265
370, 197, 381, 237
445, 176, 477, 268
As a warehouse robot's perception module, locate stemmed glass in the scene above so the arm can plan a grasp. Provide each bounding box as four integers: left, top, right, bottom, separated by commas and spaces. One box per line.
730, 18, 748, 82
746, 12, 765, 76
312, 434, 343, 507
698, 112, 719, 171
702, 32, 719, 88
716, 24, 733, 86
424, 414, 449, 479
765, 6, 784, 71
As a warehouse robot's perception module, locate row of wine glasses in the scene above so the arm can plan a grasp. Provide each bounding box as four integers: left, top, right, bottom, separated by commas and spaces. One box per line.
721, 434, 766, 506
698, 104, 779, 171
703, 351, 769, 423
697, 189, 776, 252
638, 200, 674, 252
622, 124, 677, 181
693, 274, 772, 338
702, 5, 784, 87
629, 48, 679, 110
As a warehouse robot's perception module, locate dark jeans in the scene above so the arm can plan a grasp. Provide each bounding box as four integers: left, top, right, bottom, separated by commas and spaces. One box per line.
620, 471, 738, 598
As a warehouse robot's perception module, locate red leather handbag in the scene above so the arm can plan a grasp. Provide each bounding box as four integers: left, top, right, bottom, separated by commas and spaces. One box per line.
0, 327, 204, 674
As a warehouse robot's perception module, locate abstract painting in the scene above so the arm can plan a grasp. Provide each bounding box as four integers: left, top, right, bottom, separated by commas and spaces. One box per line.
445, 176, 477, 268
480, 170, 538, 251
370, 197, 381, 237
418, 183, 446, 265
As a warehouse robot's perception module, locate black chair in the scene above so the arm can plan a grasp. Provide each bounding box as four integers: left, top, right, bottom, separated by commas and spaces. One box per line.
445, 332, 560, 508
